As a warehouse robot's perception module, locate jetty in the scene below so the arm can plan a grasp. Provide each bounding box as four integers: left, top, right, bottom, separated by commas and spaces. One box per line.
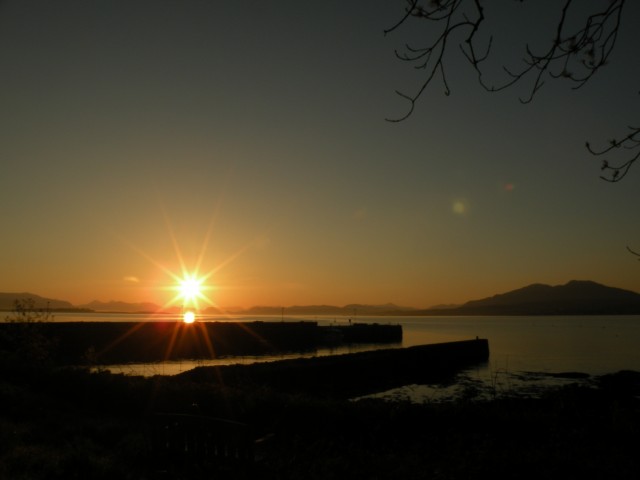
177, 339, 490, 398
0, 320, 402, 364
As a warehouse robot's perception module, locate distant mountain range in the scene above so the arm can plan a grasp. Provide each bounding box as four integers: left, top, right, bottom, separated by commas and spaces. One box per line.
0, 293, 160, 313
0, 292, 78, 311
76, 300, 164, 313
1, 280, 640, 315
412, 280, 640, 315
227, 303, 415, 316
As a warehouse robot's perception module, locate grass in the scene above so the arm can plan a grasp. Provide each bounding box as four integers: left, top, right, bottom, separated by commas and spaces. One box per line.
0, 364, 639, 479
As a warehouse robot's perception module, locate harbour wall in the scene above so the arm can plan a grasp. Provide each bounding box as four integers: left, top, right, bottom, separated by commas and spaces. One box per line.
178, 339, 490, 398
0, 321, 402, 364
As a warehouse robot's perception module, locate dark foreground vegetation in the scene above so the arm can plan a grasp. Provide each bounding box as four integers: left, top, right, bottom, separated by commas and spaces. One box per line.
1, 359, 639, 480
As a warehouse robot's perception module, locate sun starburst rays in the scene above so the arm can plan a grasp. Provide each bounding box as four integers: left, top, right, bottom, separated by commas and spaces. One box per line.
107, 198, 277, 367
93, 198, 272, 371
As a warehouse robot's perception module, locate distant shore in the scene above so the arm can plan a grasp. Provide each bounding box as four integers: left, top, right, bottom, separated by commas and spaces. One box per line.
5, 280, 640, 316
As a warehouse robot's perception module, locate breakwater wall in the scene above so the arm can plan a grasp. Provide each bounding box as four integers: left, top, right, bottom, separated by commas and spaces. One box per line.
0, 321, 401, 364
178, 339, 490, 398
319, 323, 402, 343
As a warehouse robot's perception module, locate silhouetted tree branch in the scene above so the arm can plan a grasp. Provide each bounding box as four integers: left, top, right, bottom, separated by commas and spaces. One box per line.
627, 246, 640, 260
589, 126, 640, 182
386, 0, 637, 179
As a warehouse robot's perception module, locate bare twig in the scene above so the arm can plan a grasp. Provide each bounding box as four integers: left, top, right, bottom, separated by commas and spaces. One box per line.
588, 126, 640, 182
386, 0, 484, 121
627, 246, 640, 259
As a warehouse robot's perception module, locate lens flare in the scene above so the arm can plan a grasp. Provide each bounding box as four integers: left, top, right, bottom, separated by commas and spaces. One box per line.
169, 272, 215, 316
183, 310, 196, 324
179, 275, 204, 302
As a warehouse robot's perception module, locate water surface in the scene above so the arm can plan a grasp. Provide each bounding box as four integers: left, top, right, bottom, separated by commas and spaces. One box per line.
55, 313, 640, 400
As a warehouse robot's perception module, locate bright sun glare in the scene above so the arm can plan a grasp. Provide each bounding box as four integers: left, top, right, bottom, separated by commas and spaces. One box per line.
171, 273, 213, 323
179, 276, 204, 301
124, 214, 229, 325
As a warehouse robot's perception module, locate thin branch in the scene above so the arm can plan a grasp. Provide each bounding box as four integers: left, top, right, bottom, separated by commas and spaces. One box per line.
627, 246, 640, 259
588, 126, 640, 182
384, 0, 419, 36
386, 0, 481, 121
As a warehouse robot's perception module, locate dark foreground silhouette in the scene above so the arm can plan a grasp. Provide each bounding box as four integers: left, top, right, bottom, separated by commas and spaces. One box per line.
1, 352, 639, 480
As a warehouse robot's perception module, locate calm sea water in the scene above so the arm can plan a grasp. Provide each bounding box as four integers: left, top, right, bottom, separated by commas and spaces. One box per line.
52, 313, 640, 400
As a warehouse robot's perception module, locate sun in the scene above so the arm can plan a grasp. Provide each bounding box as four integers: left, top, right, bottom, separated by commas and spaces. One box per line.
118, 210, 251, 330
171, 273, 214, 315
162, 268, 216, 321
179, 276, 204, 302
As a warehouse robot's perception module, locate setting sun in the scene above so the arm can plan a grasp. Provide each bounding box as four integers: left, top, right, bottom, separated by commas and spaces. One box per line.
179, 276, 204, 302
164, 271, 216, 315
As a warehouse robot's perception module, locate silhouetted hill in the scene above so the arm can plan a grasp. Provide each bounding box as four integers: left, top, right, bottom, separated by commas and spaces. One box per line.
427, 303, 461, 310
77, 300, 162, 313
237, 303, 415, 316
420, 280, 640, 315
0, 292, 77, 311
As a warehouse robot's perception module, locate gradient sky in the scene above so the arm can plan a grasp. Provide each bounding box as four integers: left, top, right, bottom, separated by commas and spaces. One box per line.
1, 1, 639, 309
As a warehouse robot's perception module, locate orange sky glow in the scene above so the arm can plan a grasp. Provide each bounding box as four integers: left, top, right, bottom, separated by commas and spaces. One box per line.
1, 1, 639, 309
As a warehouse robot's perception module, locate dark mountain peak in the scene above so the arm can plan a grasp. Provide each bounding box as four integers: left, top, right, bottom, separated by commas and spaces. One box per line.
560, 279, 635, 294
0, 292, 75, 311
457, 280, 640, 315
463, 283, 552, 308
564, 279, 599, 287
